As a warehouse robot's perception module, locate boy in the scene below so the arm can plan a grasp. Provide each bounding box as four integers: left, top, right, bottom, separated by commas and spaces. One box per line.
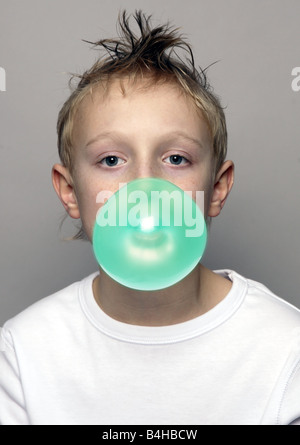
0, 11, 299, 425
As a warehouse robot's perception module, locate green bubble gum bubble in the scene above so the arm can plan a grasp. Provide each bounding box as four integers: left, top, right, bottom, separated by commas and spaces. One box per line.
92, 178, 207, 291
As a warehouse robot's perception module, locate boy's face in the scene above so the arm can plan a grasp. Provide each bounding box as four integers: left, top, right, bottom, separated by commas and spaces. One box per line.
53, 78, 233, 241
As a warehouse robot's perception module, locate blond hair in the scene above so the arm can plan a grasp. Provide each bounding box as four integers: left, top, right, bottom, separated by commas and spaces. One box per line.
57, 10, 227, 175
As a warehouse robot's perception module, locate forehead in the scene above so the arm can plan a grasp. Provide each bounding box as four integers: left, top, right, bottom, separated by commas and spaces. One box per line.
72, 77, 212, 148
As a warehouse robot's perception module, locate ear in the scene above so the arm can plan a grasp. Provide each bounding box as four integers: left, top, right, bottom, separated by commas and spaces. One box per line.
208, 160, 234, 218
52, 164, 80, 219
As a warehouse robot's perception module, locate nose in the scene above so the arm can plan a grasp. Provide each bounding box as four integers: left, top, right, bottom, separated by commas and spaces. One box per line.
130, 154, 161, 180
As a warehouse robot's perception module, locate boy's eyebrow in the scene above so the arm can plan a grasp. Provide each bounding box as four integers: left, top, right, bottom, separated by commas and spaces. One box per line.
85, 132, 117, 148
167, 131, 205, 150
85, 131, 205, 150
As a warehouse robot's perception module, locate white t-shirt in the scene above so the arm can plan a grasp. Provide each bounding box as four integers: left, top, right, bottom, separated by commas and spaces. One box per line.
0, 270, 300, 425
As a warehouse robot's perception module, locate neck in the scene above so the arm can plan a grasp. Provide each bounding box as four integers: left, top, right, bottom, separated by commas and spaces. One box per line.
92, 264, 232, 327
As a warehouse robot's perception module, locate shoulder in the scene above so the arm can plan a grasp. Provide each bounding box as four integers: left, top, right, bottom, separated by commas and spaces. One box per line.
244, 272, 300, 323
222, 269, 299, 312
1, 272, 98, 348
216, 269, 300, 334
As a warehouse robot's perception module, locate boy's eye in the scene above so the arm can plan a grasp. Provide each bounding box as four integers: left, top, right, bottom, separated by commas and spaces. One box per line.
165, 154, 188, 166
100, 156, 125, 167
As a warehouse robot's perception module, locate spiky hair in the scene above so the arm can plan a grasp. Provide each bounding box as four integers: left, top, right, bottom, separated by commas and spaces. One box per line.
57, 10, 227, 173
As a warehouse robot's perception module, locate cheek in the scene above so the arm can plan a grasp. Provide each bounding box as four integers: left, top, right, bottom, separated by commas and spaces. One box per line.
74, 175, 123, 241
187, 175, 214, 218
77, 197, 99, 241
73, 180, 102, 240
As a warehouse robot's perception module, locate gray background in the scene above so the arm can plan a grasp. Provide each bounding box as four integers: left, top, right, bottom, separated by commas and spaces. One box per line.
0, 0, 299, 325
